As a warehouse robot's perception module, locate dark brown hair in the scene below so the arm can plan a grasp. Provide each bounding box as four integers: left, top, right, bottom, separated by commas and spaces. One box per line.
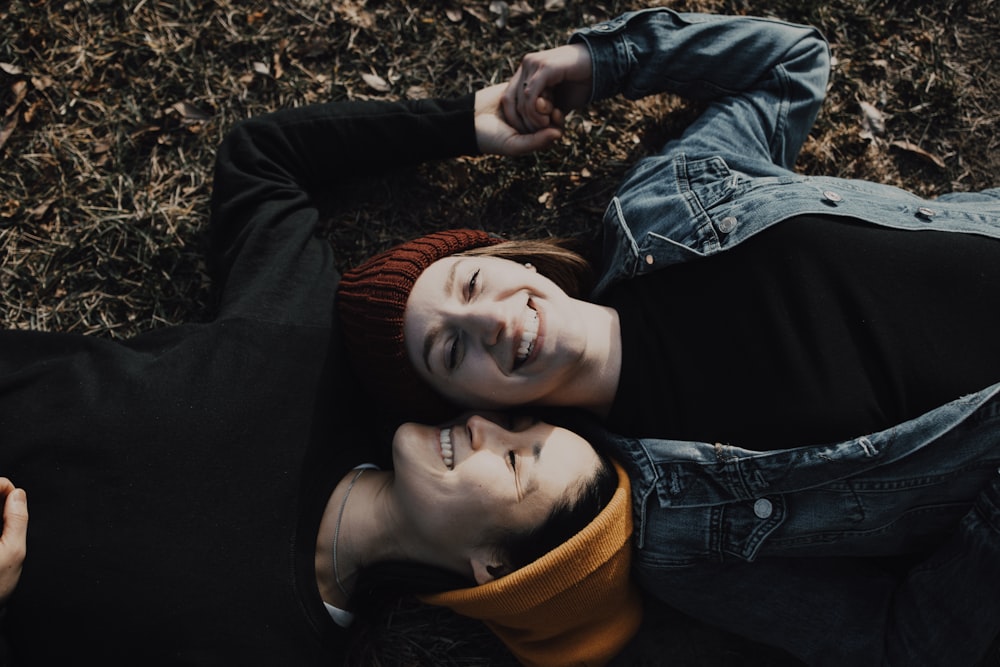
461, 238, 594, 299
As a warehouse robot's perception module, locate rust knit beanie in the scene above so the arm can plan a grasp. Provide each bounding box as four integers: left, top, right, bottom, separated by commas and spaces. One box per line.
336, 229, 502, 420
420, 460, 642, 667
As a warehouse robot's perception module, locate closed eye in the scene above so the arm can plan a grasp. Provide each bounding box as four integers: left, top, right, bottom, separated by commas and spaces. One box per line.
446, 335, 460, 371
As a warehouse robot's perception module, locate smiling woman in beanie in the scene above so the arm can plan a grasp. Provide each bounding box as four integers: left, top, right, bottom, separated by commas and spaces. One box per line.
337, 229, 595, 422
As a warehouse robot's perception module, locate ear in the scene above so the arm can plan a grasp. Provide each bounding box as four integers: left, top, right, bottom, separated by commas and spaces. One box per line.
469, 548, 511, 585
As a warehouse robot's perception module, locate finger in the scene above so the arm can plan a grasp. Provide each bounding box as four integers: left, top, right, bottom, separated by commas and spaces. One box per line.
550, 107, 566, 128
500, 79, 522, 132
518, 80, 550, 132
1, 488, 28, 549
505, 127, 562, 156
535, 94, 554, 116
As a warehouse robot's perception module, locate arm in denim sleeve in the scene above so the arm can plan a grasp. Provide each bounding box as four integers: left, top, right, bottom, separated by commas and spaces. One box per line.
643, 471, 1000, 666
570, 9, 830, 172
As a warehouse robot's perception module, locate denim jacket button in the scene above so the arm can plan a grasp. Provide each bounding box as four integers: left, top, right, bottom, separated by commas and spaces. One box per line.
595, 23, 613, 31
822, 190, 843, 204
917, 206, 937, 219
645, 254, 655, 265
753, 498, 773, 519
718, 216, 738, 234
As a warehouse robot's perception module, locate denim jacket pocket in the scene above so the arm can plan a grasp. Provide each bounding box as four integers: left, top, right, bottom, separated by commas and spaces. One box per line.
635, 485, 788, 566
593, 154, 740, 296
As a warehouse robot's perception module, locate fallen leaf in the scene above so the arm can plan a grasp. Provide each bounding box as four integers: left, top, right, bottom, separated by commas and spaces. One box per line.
23, 99, 42, 123
362, 72, 391, 92
31, 74, 54, 90
339, 1, 376, 29
92, 138, 112, 154
4, 80, 27, 118
0, 199, 20, 218
463, 6, 490, 23
858, 101, 885, 139
544, 0, 566, 9
252, 61, 270, 76
509, 1, 534, 18
445, 7, 462, 22
171, 101, 212, 122
406, 85, 429, 99
890, 140, 946, 169
0, 114, 16, 151
489, 1, 509, 28
128, 124, 162, 141
28, 198, 56, 219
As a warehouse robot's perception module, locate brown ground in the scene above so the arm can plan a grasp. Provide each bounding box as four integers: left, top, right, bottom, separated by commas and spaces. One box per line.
2, 0, 998, 665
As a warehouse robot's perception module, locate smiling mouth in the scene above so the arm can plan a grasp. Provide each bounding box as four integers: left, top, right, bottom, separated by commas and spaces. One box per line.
439, 427, 455, 469
514, 304, 539, 370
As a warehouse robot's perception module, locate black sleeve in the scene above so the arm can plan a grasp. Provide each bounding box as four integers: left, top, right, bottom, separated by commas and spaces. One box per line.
206, 95, 478, 322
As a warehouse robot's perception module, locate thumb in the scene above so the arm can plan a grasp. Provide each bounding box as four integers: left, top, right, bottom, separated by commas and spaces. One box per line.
1, 489, 29, 546
504, 127, 562, 156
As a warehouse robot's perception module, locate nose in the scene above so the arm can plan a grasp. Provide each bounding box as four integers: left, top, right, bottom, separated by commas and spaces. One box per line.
465, 303, 506, 348
465, 413, 513, 453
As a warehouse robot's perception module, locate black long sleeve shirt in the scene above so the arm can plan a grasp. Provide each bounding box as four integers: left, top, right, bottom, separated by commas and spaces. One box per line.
0, 94, 478, 665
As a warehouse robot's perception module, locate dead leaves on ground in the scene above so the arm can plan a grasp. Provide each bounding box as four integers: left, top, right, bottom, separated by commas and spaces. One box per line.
857, 99, 946, 169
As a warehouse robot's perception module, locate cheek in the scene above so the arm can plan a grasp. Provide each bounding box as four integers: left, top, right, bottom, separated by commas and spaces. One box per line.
452, 463, 510, 505
437, 361, 503, 406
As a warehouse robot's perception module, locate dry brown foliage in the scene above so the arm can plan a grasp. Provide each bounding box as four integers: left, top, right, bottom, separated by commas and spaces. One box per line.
2, 0, 998, 665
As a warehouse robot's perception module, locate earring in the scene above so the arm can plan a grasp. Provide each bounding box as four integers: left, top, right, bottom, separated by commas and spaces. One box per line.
524, 262, 535, 271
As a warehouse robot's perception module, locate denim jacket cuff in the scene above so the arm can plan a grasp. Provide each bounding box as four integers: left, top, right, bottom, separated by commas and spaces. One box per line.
569, 8, 665, 103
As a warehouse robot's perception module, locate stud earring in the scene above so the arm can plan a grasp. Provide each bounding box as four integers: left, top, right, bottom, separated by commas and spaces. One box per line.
524, 262, 535, 271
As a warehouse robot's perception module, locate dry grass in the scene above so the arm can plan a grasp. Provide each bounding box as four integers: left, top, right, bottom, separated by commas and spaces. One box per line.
2, 0, 998, 665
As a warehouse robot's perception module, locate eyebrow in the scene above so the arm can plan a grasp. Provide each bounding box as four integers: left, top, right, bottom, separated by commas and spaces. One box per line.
522, 440, 543, 497
421, 260, 458, 374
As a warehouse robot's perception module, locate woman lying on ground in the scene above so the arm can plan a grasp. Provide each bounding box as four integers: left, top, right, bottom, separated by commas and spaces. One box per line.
0, 65, 640, 666
336, 7, 1000, 666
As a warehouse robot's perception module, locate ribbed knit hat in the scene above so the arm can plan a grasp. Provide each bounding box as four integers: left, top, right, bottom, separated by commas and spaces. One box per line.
420, 460, 642, 667
337, 229, 502, 420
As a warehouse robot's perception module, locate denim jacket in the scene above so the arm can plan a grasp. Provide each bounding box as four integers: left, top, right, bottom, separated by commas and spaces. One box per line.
571, 10, 1000, 666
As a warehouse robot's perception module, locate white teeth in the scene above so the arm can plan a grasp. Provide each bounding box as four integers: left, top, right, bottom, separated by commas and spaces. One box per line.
516, 307, 539, 363
439, 427, 454, 469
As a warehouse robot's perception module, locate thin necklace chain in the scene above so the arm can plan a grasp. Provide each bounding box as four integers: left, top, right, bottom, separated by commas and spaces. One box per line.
332, 468, 365, 598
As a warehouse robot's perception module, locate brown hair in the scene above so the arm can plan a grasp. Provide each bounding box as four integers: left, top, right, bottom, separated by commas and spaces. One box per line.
461, 238, 594, 299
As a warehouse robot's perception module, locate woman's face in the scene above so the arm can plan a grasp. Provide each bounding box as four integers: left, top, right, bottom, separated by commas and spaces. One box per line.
390, 412, 602, 558
403, 255, 587, 408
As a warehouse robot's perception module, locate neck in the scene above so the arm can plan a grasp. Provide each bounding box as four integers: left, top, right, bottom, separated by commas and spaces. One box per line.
315, 468, 390, 608
316, 469, 479, 608
554, 301, 622, 417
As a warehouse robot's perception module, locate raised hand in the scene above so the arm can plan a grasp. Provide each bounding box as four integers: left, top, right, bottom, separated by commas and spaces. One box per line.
0, 478, 27, 605
474, 82, 563, 156
501, 43, 593, 134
